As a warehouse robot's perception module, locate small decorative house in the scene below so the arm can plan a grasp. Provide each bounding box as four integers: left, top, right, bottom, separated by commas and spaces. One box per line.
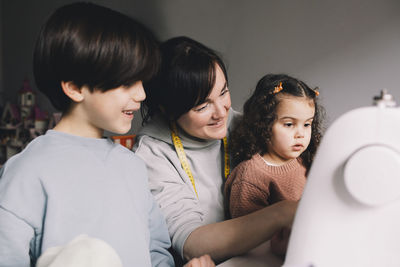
1, 102, 21, 128
19, 78, 36, 120
0, 79, 50, 164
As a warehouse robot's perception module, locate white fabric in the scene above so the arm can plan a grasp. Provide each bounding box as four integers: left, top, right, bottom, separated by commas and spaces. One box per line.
36, 235, 122, 267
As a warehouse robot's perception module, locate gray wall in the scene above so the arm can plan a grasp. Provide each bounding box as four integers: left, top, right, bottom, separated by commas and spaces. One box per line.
2, 0, 400, 133
0, 0, 3, 106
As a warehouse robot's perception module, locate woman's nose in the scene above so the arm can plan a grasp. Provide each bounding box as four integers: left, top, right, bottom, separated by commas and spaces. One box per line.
212, 93, 231, 119
212, 100, 228, 119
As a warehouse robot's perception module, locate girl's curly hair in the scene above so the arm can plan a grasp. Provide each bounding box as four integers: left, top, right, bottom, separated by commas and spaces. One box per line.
230, 74, 325, 170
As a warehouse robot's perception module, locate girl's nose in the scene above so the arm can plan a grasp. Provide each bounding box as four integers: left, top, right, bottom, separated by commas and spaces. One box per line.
295, 127, 305, 138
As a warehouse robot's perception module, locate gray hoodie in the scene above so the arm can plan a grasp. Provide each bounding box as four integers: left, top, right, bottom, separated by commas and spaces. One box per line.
134, 109, 240, 257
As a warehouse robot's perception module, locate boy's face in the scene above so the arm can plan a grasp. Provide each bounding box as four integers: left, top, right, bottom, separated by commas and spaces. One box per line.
79, 81, 145, 138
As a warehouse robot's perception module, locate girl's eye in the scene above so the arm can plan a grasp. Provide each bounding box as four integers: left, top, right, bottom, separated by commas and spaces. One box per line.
304, 123, 312, 127
284, 123, 293, 127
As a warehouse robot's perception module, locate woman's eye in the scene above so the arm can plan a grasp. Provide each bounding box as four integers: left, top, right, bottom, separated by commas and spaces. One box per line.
221, 88, 229, 96
194, 103, 208, 112
284, 123, 293, 127
305, 123, 312, 127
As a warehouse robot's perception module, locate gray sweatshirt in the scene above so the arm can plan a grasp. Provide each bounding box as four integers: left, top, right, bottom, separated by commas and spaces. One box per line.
134, 109, 240, 257
0, 130, 173, 267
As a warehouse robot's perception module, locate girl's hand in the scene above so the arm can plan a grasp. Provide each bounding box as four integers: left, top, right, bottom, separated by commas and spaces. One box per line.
184, 254, 215, 267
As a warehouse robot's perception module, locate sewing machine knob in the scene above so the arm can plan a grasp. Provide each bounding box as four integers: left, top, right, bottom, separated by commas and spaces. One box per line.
343, 145, 400, 206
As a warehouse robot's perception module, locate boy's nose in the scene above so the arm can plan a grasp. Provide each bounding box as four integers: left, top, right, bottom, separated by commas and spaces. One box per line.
132, 81, 146, 102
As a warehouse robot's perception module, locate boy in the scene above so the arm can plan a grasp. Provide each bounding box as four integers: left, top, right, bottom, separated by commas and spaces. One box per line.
0, 2, 172, 266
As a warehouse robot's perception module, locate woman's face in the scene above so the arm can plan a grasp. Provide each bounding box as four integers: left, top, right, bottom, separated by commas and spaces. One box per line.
177, 64, 231, 140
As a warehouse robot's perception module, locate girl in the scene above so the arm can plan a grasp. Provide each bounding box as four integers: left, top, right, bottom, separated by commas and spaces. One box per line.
224, 74, 324, 256
225, 73, 324, 217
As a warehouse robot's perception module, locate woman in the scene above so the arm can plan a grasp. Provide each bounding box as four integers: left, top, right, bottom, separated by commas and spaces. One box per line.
134, 36, 297, 264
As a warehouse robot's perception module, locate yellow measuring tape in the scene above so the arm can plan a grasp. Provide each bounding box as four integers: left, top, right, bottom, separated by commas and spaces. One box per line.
171, 122, 229, 198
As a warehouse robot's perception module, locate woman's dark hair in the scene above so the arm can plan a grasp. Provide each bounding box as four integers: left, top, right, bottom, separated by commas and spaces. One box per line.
230, 74, 325, 170
33, 2, 160, 112
141, 36, 228, 123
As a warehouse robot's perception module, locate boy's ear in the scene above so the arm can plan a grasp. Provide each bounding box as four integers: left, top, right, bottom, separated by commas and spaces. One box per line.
61, 81, 84, 102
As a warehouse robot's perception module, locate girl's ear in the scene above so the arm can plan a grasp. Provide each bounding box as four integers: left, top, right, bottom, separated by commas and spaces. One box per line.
61, 81, 84, 102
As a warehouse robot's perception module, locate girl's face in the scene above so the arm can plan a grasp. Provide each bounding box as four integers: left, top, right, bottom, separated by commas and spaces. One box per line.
263, 95, 315, 165
177, 64, 231, 140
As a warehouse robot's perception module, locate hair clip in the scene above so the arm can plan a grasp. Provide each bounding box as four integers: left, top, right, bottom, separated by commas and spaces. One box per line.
313, 87, 320, 96
272, 82, 283, 94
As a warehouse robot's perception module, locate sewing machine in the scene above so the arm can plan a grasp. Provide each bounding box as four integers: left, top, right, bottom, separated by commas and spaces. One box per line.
283, 90, 400, 267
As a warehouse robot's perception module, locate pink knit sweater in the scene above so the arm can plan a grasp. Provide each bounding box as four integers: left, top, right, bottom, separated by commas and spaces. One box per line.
225, 153, 306, 218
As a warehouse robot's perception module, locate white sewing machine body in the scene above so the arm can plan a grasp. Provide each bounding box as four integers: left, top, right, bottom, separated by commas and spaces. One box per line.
283, 91, 400, 267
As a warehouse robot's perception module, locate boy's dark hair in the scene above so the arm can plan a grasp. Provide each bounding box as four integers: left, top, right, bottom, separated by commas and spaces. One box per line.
33, 2, 160, 112
230, 74, 325, 170
141, 36, 228, 123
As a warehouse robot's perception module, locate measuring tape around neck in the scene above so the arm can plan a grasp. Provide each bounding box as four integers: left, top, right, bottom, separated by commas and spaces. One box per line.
170, 122, 230, 198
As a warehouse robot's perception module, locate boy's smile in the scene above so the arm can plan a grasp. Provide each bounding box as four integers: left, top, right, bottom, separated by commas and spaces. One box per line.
123, 110, 134, 117
83, 81, 145, 138
56, 81, 146, 139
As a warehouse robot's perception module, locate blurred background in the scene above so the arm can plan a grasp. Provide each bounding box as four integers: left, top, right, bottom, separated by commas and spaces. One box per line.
1, 0, 399, 134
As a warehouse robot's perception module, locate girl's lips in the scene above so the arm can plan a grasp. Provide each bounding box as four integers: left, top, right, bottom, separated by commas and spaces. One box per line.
292, 144, 304, 151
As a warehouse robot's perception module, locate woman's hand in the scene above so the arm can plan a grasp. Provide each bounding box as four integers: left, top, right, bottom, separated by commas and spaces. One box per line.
184, 254, 215, 267
269, 200, 298, 259
274, 200, 298, 227
270, 227, 291, 259
183, 200, 298, 262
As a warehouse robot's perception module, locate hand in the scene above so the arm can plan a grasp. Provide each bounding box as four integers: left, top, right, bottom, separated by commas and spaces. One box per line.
275, 200, 298, 227
270, 227, 291, 259
184, 254, 215, 267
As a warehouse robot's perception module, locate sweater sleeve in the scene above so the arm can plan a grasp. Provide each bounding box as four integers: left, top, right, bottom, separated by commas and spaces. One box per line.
0, 159, 45, 266
227, 164, 270, 218
0, 207, 34, 267
135, 137, 203, 258
147, 191, 174, 267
